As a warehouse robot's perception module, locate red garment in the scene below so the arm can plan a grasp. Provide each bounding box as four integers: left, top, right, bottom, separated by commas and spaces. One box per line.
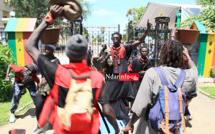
111, 45, 126, 73
38, 63, 103, 134
10, 65, 39, 83
128, 64, 133, 72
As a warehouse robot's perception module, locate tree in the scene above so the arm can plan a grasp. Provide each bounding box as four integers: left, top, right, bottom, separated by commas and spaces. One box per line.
9, 0, 92, 23
100, 27, 105, 43
179, 0, 215, 31
125, 6, 146, 42
9, 0, 49, 22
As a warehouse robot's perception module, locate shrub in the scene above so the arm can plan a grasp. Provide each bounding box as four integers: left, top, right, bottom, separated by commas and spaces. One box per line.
210, 67, 215, 78
0, 44, 15, 102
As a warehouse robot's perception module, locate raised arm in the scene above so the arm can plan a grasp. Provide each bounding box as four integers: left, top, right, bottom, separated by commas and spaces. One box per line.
131, 20, 152, 49
25, 5, 64, 62
170, 28, 196, 69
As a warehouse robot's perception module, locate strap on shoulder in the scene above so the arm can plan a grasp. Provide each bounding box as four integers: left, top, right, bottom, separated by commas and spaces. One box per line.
154, 67, 169, 85
67, 69, 91, 79
174, 69, 186, 88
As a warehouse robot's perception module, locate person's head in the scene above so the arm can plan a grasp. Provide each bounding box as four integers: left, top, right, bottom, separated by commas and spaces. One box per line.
158, 40, 185, 68
66, 34, 88, 62
111, 32, 122, 46
45, 44, 55, 56
25, 63, 39, 74
150, 43, 153, 48
102, 44, 107, 49
140, 46, 149, 58
21, 69, 33, 85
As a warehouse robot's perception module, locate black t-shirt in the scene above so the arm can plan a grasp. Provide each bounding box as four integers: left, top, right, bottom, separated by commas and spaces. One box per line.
37, 54, 108, 104
131, 56, 152, 81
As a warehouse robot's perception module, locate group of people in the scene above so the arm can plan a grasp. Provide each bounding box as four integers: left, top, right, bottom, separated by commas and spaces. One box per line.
4, 4, 198, 134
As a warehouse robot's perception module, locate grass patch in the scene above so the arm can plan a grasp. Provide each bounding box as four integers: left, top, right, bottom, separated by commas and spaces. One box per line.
0, 90, 33, 126
199, 87, 215, 97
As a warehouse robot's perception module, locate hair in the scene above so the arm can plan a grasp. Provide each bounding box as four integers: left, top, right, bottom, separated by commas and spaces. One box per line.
111, 32, 122, 40
25, 63, 39, 74
140, 45, 149, 52
158, 40, 185, 68
22, 70, 34, 85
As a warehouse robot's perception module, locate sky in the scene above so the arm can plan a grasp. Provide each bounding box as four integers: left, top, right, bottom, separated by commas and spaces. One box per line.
83, 0, 197, 34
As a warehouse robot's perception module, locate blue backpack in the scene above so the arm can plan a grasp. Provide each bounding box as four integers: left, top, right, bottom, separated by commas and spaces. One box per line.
148, 67, 187, 134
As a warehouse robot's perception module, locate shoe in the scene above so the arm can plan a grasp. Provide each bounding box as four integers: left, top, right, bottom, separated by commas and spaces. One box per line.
9, 113, 16, 123
32, 126, 44, 134
186, 115, 193, 121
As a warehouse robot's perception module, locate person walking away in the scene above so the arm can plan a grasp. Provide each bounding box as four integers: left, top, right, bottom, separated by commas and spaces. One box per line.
122, 28, 198, 134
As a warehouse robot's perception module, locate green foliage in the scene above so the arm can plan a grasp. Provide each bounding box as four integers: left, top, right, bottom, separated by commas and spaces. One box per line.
199, 86, 215, 97
125, 6, 146, 42
136, 7, 146, 24
210, 67, 215, 78
9, 0, 49, 23
179, 1, 215, 30
196, 0, 215, 6
9, 0, 92, 23
0, 44, 14, 102
178, 16, 200, 28
0, 90, 33, 126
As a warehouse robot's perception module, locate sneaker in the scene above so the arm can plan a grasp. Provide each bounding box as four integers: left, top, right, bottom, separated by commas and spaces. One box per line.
9, 113, 16, 123
31, 126, 44, 134
186, 115, 193, 121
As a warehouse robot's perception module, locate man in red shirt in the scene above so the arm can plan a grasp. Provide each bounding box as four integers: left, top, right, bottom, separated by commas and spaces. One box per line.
5, 63, 40, 123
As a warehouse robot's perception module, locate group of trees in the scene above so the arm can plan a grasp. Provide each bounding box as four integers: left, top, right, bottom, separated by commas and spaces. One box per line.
122, 6, 146, 42
179, 0, 215, 31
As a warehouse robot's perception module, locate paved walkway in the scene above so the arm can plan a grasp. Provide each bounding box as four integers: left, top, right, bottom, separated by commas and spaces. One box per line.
1, 54, 215, 134
0, 91, 214, 134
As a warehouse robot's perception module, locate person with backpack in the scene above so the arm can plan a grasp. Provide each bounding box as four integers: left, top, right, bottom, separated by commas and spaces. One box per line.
25, 5, 119, 134
122, 28, 198, 134
4, 63, 40, 123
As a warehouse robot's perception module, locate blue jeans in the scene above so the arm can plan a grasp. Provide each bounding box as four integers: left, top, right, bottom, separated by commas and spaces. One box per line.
10, 81, 37, 113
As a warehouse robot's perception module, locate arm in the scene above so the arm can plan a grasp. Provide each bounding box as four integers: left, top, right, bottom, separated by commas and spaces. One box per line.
100, 52, 110, 68
5, 64, 12, 81
131, 20, 152, 49
122, 113, 139, 133
171, 28, 196, 68
25, 5, 64, 62
139, 70, 146, 76
183, 46, 196, 69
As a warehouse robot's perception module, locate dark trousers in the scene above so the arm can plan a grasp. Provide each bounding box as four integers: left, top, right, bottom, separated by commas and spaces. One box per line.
35, 90, 48, 120
109, 99, 130, 125
10, 81, 37, 113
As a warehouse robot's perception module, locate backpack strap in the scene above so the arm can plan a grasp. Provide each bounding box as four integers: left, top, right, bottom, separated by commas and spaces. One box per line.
178, 87, 187, 134
67, 69, 90, 79
175, 70, 187, 134
154, 67, 170, 133
154, 67, 169, 85
174, 69, 186, 88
